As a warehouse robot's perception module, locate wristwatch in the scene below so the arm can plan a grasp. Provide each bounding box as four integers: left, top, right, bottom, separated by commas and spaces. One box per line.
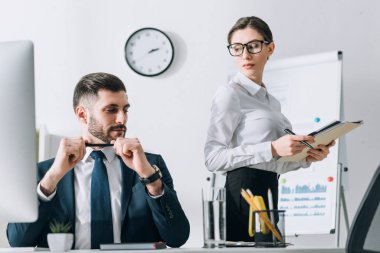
139, 165, 162, 186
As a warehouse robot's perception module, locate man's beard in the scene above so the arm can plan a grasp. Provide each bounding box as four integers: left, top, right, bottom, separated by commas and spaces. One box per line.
88, 116, 126, 143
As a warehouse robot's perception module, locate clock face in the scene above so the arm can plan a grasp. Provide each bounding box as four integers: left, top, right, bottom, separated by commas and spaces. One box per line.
124, 28, 174, 77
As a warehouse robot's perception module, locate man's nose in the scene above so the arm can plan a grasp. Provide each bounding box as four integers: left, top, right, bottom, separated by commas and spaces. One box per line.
116, 111, 127, 124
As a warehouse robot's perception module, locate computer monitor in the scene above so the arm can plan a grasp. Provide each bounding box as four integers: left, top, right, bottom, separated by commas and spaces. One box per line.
0, 41, 38, 222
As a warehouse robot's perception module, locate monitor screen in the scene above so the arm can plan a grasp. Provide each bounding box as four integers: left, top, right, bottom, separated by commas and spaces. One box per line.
0, 41, 38, 222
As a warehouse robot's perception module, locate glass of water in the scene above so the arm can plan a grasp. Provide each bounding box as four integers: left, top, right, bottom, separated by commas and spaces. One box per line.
202, 187, 226, 248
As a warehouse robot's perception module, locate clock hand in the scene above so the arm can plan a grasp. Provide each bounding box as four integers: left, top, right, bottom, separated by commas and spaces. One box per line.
135, 48, 162, 62
148, 48, 160, 54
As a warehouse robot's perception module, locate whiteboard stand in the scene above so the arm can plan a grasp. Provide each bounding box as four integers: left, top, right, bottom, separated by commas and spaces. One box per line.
335, 163, 350, 247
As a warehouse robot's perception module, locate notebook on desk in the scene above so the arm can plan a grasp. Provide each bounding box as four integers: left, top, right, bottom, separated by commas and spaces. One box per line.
278, 120, 363, 162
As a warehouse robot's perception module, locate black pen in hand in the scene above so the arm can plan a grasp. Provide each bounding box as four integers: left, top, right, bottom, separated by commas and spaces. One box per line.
284, 129, 314, 149
85, 143, 113, 147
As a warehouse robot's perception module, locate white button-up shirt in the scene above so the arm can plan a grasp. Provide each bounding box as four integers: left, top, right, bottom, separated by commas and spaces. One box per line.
204, 72, 310, 174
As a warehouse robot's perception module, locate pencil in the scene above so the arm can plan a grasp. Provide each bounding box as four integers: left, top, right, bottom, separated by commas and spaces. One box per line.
241, 189, 283, 241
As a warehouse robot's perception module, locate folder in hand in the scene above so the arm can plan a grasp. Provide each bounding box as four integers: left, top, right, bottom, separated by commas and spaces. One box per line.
278, 120, 363, 162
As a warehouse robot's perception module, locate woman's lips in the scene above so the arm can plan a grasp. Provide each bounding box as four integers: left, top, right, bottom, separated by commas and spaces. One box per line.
243, 63, 254, 69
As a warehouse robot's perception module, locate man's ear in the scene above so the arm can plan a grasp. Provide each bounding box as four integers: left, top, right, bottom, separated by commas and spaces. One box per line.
76, 105, 88, 124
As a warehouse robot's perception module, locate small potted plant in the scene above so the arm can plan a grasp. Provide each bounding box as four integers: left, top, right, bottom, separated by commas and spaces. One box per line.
47, 220, 73, 252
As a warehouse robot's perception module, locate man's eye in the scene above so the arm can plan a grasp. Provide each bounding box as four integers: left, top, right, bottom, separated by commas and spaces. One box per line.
106, 108, 118, 113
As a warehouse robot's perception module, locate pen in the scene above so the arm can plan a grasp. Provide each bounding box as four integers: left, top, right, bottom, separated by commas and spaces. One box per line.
267, 188, 277, 242
85, 143, 114, 147
247, 189, 255, 237
284, 128, 314, 149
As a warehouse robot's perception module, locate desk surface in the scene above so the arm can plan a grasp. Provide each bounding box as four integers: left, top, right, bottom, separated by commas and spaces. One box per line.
0, 246, 346, 253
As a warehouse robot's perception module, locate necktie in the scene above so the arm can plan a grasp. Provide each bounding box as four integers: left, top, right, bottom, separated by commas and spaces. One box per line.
90, 150, 114, 249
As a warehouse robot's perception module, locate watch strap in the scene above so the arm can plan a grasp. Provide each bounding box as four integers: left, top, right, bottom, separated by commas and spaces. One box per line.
139, 165, 162, 186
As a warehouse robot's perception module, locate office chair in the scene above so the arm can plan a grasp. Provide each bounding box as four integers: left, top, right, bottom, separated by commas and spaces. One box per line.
346, 164, 380, 253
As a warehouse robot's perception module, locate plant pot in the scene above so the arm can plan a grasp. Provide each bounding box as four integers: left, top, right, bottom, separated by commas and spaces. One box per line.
47, 233, 73, 252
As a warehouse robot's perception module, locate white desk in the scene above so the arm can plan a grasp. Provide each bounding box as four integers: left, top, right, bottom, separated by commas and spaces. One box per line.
0, 246, 345, 253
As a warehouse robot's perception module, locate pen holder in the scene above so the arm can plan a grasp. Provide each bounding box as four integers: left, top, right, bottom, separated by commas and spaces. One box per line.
253, 210, 286, 247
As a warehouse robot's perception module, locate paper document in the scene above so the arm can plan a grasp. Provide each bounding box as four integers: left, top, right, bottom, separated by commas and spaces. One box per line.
278, 120, 363, 162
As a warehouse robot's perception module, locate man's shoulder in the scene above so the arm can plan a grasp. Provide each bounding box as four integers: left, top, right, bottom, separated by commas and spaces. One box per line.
144, 152, 164, 164
144, 152, 161, 159
144, 152, 170, 172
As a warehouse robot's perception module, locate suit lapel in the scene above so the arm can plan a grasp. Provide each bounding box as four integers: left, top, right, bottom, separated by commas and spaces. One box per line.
60, 169, 76, 231
120, 158, 136, 225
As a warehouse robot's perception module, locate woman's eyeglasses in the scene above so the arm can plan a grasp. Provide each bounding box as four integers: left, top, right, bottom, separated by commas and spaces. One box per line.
227, 40, 270, 56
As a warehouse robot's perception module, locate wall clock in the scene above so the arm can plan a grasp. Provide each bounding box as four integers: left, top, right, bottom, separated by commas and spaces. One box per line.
124, 27, 174, 77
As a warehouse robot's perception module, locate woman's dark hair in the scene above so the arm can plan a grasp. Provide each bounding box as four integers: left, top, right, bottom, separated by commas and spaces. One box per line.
73, 72, 126, 111
227, 16, 273, 44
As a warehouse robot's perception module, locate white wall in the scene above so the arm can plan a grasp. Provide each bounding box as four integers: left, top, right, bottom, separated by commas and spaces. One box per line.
1, 0, 379, 248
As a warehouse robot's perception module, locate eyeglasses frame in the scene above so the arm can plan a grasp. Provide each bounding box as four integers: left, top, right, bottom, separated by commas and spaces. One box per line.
227, 40, 271, 56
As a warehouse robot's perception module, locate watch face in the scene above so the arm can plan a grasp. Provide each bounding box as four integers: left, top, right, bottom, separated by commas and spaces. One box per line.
125, 28, 174, 77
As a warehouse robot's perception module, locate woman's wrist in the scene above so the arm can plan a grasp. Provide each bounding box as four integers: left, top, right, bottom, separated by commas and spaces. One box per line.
271, 142, 278, 157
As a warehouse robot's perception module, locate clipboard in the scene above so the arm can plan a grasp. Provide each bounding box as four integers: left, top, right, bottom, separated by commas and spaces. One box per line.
278, 120, 363, 162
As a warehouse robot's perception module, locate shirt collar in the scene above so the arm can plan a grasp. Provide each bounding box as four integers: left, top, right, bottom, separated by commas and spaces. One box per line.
84, 146, 117, 163
233, 72, 267, 97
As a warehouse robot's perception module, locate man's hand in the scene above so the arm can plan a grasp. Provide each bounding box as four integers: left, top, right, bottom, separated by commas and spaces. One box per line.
272, 135, 315, 157
113, 137, 153, 177
40, 137, 86, 196
306, 140, 336, 163
113, 137, 163, 196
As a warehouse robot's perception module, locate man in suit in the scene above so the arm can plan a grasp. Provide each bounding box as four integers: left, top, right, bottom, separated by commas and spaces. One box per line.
7, 72, 190, 249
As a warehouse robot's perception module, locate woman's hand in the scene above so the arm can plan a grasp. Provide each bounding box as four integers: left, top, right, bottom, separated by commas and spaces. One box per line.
306, 140, 336, 163
271, 135, 315, 157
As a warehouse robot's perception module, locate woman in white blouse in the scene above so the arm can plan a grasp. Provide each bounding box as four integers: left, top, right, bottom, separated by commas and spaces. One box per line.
204, 16, 335, 241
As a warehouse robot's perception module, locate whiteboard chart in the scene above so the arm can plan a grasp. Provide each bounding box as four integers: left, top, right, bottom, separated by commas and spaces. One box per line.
264, 51, 343, 235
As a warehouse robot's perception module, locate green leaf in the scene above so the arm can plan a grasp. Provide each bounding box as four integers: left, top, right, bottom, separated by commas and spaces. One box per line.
49, 220, 72, 233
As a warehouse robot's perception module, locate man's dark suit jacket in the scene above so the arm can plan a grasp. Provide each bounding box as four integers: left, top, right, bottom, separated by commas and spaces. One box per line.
7, 153, 190, 248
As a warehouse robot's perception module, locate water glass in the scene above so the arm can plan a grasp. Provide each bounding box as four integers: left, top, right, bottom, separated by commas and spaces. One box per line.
202, 187, 226, 248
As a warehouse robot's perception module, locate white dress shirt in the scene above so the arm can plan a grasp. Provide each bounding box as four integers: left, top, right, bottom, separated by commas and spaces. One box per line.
204, 72, 310, 174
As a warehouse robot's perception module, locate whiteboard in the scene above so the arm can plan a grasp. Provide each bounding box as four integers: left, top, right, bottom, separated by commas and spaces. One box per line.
264, 51, 342, 235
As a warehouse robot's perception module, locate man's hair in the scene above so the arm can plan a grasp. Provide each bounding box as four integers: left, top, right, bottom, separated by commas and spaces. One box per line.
227, 16, 273, 44
73, 72, 126, 111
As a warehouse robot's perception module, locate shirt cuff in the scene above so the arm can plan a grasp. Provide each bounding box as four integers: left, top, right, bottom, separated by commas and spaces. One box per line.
257, 141, 275, 162
148, 189, 165, 199
300, 158, 312, 168
37, 182, 57, 201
